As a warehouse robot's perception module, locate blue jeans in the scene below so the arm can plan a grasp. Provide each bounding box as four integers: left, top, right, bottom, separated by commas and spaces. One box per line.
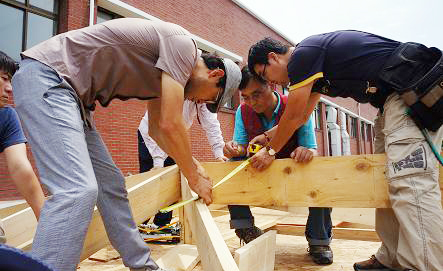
12, 59, 158, 271
305, 207, 332, 246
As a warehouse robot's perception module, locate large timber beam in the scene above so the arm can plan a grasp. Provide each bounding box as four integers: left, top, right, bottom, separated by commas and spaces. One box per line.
181, 174, 240, 271
80, 165, 180, 260
203, 154, 443, 208
234, 230, 277, 271
2, 166, 180, 261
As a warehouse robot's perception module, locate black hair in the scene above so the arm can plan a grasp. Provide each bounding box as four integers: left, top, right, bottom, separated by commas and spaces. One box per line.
239, 66, 266, 90
0, 51, 18, 78
247, 37, 289, 77
201, 52, 227, 90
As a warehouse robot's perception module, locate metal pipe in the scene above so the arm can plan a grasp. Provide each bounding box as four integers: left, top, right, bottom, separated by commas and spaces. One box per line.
89, 0, 95, 26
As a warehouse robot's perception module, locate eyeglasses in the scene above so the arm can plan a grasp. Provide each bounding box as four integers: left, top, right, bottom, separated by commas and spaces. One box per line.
205, 87, 224, 104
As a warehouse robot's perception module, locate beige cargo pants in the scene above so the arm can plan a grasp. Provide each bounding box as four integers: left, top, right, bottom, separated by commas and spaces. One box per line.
373, 93, 443, 271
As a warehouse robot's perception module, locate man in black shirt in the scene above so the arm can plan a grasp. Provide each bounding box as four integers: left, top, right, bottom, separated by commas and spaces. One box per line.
247, 31, 443, 271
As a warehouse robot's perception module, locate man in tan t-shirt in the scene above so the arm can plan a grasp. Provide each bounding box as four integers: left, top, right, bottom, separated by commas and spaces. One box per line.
12, 18, 241, 271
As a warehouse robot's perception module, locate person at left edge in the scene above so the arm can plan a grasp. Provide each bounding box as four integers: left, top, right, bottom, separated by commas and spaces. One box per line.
12, 18, 241, 271
0, 51, 45, 244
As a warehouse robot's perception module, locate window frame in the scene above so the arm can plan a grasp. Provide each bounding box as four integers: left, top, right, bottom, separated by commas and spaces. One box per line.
97, 6, 122, 23
1, 0, 58, 52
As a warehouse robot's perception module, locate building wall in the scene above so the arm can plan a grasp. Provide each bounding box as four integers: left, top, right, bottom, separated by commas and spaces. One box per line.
0, 0, 378, 200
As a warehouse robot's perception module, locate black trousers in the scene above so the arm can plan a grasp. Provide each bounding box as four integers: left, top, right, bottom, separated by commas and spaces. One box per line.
138, 130, 175, 226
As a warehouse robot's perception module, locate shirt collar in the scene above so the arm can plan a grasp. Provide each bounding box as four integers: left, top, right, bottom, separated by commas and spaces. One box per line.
272, 91, 281, 118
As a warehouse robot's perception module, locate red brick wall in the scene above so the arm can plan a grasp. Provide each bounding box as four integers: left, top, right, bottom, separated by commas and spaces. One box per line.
120, 0, 293, 59
0, 0, 292, 200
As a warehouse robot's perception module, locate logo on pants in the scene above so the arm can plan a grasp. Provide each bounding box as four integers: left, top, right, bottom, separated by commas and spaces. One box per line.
392, 145, 427, 173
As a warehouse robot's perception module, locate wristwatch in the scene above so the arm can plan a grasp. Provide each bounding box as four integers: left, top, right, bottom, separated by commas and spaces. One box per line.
266, 145, 276, 156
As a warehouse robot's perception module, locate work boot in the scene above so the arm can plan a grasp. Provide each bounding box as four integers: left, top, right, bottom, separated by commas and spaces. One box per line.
353, 255, 395, 271
235, 226, 263, 244
308, 245, 333, 265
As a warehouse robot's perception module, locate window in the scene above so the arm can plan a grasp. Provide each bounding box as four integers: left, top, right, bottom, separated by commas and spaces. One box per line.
97, 7, 122, 24
0, 0, 58, 60
350, 117, 358, 138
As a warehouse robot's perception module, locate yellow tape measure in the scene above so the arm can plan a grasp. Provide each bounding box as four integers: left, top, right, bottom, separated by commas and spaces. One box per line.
248, 144, 263, 154
159, 159, 251, 213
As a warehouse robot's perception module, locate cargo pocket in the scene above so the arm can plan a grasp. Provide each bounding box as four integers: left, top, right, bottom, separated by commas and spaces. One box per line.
385, 126, 435, 181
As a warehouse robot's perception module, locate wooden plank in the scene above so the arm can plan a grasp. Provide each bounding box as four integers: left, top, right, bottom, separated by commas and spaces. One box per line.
181, 174, 240, 271
270, 224, 379, 242
156, 244, 200, 271
286, 207, 376, 226
234, 230, 276, 271
80, 165, 180, 260
204, 154, 443, 208
1, 167, 178, 250
125, 166, 173, 189
179, 205, 195, 245
214, 207, 288, 241
2, 207, 37, 247
2, 166, 180, 262
0, 201, 29, 218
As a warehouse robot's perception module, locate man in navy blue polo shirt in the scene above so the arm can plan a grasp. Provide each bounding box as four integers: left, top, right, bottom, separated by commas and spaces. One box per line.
0, 51, 45, 243
224, 67, 333, 264
247, 32, 443, 271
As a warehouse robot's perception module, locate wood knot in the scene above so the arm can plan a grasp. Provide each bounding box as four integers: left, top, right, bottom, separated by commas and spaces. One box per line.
309, 190, 317, 198
356, 162, 369, 171
283, 166, 292, 174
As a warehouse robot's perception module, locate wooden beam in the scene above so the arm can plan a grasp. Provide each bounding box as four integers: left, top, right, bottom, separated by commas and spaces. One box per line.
179, 203, 195, 245
213, 207, 288, 241
2, 207, 37, 248
234, 230, 276, 271
0, 201, 29, 219
270, 224, 379, 242
181, 174, 240, 271
203, 154, 443, 208
80, 165, 180, 260
156, 244, 200, 271
2, 166, 180, 261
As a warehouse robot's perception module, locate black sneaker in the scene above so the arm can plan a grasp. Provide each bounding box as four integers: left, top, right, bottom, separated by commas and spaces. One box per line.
353, 255, 395, 271
235, 226, 263, 244
308, 245, 333, 265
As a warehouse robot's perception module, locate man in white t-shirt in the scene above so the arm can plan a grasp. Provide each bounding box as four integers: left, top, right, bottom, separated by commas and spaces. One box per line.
138, 100, 227, 226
